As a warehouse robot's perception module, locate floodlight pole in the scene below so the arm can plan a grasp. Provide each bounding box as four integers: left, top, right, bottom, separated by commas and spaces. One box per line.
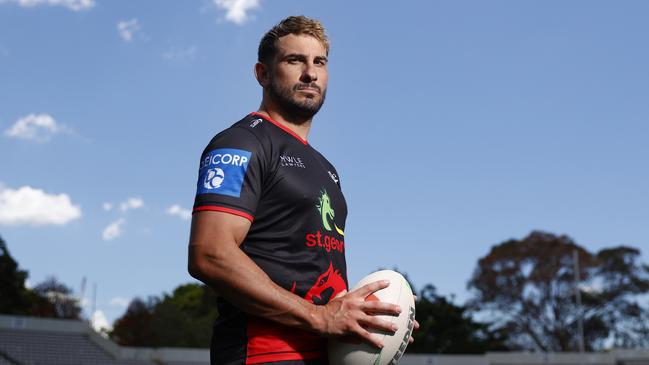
91, 282, 97, 328
573, 249, 585, 361
79, 276, 88, 324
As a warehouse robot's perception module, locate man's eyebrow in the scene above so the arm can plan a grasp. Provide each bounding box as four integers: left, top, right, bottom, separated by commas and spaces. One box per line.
282, 53, 307, 60
281, 53, 327, 62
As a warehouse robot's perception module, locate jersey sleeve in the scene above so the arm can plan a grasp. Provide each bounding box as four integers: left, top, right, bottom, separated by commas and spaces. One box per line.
192, 127, 267, 222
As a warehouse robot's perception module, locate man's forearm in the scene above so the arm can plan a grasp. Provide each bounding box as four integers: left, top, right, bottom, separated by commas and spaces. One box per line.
188, 240, 324, 333
186, 211, 385, 343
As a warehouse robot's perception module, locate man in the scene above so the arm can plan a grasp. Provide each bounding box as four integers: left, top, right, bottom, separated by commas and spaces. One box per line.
188, 16, 409, 365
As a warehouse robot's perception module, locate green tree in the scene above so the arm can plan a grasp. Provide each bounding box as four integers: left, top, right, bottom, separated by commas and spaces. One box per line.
410, 284, 509, 354
0, 236, 83, 319
110, 298, 157, 346
110, 284, 219, 347
0, 235, 31, 314
467, 231, 649, 351
31, 277, 82, 319
591, 246, 649, 348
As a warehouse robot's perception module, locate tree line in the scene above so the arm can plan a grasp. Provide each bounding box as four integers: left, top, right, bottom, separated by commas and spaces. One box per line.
0, 237, 81, 319
1, 231, 648, 352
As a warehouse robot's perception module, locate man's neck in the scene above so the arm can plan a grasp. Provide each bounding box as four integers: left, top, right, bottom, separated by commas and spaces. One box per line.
256, 104, 312, 142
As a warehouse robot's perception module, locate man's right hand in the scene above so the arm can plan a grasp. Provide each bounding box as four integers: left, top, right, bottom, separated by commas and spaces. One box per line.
311, 280, 402, 348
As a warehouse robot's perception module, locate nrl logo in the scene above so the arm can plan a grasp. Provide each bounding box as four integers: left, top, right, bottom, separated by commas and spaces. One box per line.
328, 170, 339, 184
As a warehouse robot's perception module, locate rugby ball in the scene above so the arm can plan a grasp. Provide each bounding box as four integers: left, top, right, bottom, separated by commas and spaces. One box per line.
328, 270, 416, 365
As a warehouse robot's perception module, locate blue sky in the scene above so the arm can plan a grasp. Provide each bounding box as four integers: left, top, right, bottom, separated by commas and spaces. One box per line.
1, 0, 648, 330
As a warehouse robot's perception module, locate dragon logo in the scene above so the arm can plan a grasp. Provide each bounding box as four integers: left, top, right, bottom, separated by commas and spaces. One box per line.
316, 190, 344, 236
301, 261, 346, 305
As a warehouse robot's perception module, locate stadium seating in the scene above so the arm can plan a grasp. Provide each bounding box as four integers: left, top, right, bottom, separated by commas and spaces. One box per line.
1, 314, 648, 365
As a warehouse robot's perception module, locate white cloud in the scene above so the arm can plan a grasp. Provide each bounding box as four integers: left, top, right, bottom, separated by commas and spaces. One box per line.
162, 45, 197, 61
110, 297, 130, 308
119, 197, 143, 212
102, 218, 125, 241
100, 197, 142, 240
0, 0, 94, 11
91, 310, 111, 333
166, 204, 191, 220
117, 18, 140, 42
213, 0, 261, 24
4, 113, 70, 142
0, 185, 82, 226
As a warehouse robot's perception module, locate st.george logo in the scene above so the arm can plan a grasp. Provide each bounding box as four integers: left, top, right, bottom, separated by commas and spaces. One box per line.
305, 189, 345, 253
197, 148, 252, 198
316, 190, 345, 236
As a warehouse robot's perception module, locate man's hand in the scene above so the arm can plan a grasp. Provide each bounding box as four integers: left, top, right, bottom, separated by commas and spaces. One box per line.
311, 280, 402, 348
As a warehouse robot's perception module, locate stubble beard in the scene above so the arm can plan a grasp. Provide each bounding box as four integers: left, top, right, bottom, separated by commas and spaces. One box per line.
268, 78, 327, 125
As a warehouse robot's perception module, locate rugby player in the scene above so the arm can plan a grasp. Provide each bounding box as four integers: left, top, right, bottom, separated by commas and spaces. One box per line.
188, 16, 415, 365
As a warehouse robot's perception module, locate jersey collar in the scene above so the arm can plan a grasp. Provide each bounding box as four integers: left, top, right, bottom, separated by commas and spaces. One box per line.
250, 112, 308, 145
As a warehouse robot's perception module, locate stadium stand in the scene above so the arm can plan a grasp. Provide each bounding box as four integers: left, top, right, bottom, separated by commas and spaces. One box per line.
1, 314, 648, 365
0, 315, 206, 365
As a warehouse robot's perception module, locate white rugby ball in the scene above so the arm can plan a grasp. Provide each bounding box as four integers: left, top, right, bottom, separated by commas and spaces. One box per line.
328, 270, 416, 365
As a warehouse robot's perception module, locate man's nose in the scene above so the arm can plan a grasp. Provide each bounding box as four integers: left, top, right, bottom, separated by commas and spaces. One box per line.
301, 62, 318, 82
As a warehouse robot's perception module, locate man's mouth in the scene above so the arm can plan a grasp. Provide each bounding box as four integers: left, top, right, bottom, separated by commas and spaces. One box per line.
295, 84, 320, 94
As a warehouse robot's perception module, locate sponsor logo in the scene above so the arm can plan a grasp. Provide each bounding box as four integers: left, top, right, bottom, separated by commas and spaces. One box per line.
280, 155, 306, 168
197, 148, 251, 197
328, 170, 339, 184
250, 118, 263, 128
388, 306, 416, 365
305, 231, 344, 253
305, 190, 345, 253
200, 150, 249, 168
203, 168, 225, 189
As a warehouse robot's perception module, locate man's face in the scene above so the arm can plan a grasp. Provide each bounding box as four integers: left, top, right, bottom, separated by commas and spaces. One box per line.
266, 34, 328, 122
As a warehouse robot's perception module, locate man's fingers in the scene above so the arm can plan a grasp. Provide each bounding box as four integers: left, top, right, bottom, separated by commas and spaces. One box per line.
354, 280, 390, 298
414, 319, 420, 330
353, 324, 384, 349
360, 314, 398, 334
409, 336, 414, 344
361, 301, 401, 316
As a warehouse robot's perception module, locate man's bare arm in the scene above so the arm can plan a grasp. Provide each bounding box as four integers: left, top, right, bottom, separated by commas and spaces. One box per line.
187, 211, 400, 348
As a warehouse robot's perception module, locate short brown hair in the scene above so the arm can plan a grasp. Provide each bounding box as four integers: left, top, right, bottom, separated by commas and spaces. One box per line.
258, 16, 329, 64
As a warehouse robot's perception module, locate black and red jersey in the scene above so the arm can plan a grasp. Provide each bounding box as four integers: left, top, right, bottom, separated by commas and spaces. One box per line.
193, 113, 348, 365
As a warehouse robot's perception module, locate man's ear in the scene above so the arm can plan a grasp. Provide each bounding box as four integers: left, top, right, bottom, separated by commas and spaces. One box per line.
254, 62, 269, 87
